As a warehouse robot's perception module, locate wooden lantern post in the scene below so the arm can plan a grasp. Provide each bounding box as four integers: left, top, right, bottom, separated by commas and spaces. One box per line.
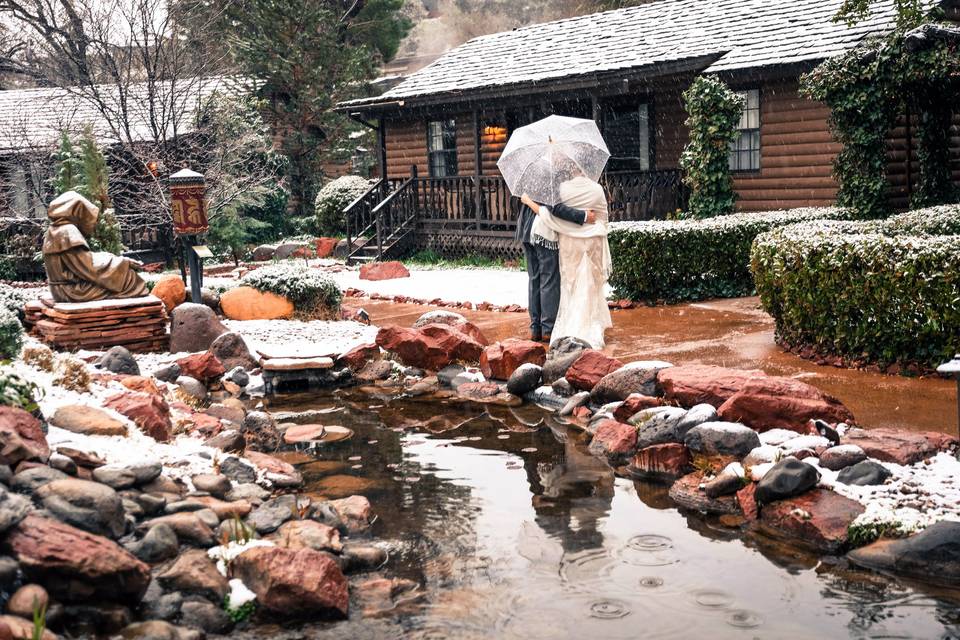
170, 168, 209, 304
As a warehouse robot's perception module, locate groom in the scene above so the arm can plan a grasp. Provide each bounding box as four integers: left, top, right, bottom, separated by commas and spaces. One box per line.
516, 196, 594, 343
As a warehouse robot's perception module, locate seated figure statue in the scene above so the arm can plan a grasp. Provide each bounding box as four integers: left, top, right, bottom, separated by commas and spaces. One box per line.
42, 191, 148, 303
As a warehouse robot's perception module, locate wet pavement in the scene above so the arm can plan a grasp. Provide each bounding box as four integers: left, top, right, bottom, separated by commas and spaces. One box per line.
344, 296, 958, 435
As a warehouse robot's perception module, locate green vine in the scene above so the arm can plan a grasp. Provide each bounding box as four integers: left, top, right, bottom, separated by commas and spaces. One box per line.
679, 76, 745, 219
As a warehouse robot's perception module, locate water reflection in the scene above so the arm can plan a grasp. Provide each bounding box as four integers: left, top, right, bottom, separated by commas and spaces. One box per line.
239, 388, 960, 640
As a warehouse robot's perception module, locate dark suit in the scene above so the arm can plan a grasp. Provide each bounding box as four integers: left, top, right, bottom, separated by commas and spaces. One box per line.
516, 202, 586, 337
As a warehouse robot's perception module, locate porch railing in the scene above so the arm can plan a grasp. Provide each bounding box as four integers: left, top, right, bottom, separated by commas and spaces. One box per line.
343, 177, 405, 254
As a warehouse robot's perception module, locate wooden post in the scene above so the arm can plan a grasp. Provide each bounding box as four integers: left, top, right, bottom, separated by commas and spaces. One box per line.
473, 109, 483, 223
378, 118, 388, 182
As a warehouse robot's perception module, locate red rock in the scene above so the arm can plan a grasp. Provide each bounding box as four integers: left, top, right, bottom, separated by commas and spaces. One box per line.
658, 365, 767, 408
759, 488, 864, 553
337, 343, 380, 371
840, 427, 950, 466
737, 483, 758, 521
230, 547, 348, 617
330, 495, 373, 533
152, 275, 186, 313
613, 394, 666, 421
103, 391, 172, 442
717, 376, 855, 433
141, 262, 165, 273
0, 406, 49, 466
244, 450, 301, 484
588, 419, 637, 463
187, 412, 222, 437
3, 515, 150, 603
457, 382, 502, 400
375, 324, 483, 371
359, 261, 410, 281
176, 352, 225, 382
572, 406, 592, 420
413, 312, 489, 345
628, 443, 691, 480
120, 376, 163, 396
565, 351, 624, 391
479, 339, 546, 380
668, 471, 740, 515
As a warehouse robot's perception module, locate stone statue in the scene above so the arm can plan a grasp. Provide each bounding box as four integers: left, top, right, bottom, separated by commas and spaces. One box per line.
42, 191, 148, 303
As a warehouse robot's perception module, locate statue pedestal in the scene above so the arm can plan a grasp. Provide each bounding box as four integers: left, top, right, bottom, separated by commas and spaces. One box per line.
28, 295, 168, 353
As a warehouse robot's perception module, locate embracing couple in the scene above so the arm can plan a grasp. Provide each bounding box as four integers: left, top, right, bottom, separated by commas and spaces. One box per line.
516, 172, 612, 349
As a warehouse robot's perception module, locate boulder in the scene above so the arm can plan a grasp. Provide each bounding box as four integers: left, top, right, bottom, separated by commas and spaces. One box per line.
274, 241, 307, 259
754, 458, 820, 505
131, 523, 179, 563
675, 404, 720, 435
587, 420, 637, 465
612, 394, 665, 421
412, 311, 488, 345
201, 288, 221, 314
759, 488, 864, 553
717, 376, 854, 433
49, 405, 127, 437
169, 303, 229, 354
355, 360, 393, 383
36, 478, 125, 538
541, 337, 591, 384
628, 443, 692, 481
506, 363, 542, 396
684, 422, 760, 458
230, 546, 349, 617
658, 365, 767, 408
668, 472, 740, 515
209, 332, 256, 372
479, 340, 546, 380
103, 392, 171, 442
565, 351, 624, 391
157, 549, 228, 602
630, 406, 689, 449
819, 445, 867, 471
152, 275, 186, 313
252, 244, 277, 261
3, 515, 150, 603
0, 407, 49, 465
591, 360, 673, 403
152, 364, 181, 384
191, 474, 231, 499
703, 466, 744, 498
179, 598, 233, 634
175, 352, 225, 383
336, 343, 380, 371
98, 346, 140, 376
840, 427, 946, 466
247, 494, 298, 534
359, 261, 409, 281
836, 460, 892, 486
375, 324, 483, 371
328, 495, 373, 533
10, 467, 67, 494
220, 286, 294, 321
7, 583, 48, 619
315, 237, 339, 258
175, 377, 207, 402
276, 520, 342, 553
139, 512, 217, 547
121, 376, 163, 397
848, 521, 960, 586
240, 411, 283, 452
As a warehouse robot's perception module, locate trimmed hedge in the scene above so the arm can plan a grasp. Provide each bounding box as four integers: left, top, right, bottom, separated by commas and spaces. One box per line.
751, 205, 960, 369
609, 208, 846, 302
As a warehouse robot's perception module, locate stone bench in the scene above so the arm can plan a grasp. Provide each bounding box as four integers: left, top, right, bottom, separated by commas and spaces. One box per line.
27, 295, 168, 353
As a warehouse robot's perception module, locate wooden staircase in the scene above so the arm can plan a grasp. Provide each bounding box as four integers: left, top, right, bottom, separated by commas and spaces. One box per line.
343, 173, 418, 265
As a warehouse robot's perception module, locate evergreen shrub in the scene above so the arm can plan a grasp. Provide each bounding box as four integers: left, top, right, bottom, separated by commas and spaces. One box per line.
314, 176, 373, 236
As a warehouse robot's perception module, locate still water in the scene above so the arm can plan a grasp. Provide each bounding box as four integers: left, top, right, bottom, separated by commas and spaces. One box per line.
248, 388, 960, 640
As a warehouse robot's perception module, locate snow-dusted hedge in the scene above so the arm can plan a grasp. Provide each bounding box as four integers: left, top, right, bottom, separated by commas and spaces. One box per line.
314, 175, 373, 236
0, 284, 26, 318
752, 205, 960, 369
242, 263, 342, 317
0, 365, 39, 411
608, 208, 847, 302
0, 306, 22, 361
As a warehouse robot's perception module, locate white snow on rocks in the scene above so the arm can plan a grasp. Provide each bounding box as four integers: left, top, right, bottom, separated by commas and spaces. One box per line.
223, 318, 377, 360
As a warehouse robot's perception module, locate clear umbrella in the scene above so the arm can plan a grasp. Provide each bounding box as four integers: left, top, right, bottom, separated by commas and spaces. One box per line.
496, 115, 610, 206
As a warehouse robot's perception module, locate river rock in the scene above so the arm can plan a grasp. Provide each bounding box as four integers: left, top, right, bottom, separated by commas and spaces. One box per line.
191, 474, 231, 499
613, 393, 665, 421
139, 512, 216, 547
541, 337, 591, 383
203, 429, 245, 453
565, 351, 624, 391
230, 546, 349, 617
480, 340, 546, 380
241, 411, 282, 452
743, 445, 781, 467
0, 614, 56, 640
4, 515, 150, 603
169, 303, 229, 353
225, 483, 269, 503
840, 427, 945, 466
208, 332, 256, 373
152, 275, 186, 312
93, 462, 161, 489
717, 376, 855, 433
10, 467, 67, 494
818, 444, 867, 471
132, 523, 179, 563
276, 520, 343, 553
328, 495, 373, 533
36, 478, 125, 538
44, 452, 75, 475
0, 487, 30, 534
759, 488, 864, 553
218, 457, 257, 485
337, 343, 380, 372
588, 420, 637, 465
157, 549, 228, 601
559, 391, 591, 417
7, 583, 48, 618
360, 260, 409, 281
341, 543, 387, 573
837, 460, 892, 486
0, 407, 50, 465
247, 494, 298, 534
98, 346, 140, 376
754, 458, 820, 505
703, 465, 744, 498
628, 443, 692, 481
668, 472, 740, 515
49, 405, 127, 438
591, 360, 673, 403
175, 352, 224, 383
119, 620, 203, 640
103, 392, 171, 442
204, 402, 246, 425
676, 403, 719, 434
375, 324, 483, 371
245, 451, 302, 487
848, 521, 960, 586
630, 406, 688, 448
684, 422, 760, 458
658, 365, 767, 408
179, 597, 233, 634
152, 363, 181, 384
413, 311, 488, 345
506, 363, 542, 396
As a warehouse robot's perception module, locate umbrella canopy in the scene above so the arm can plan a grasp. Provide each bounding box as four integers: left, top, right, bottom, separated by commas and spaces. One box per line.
496, 115, 610, 206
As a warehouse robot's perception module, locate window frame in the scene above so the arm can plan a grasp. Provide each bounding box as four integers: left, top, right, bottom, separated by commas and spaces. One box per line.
729, 88, 761, 173
602, 100, 654, 172
426, 119, 458, 178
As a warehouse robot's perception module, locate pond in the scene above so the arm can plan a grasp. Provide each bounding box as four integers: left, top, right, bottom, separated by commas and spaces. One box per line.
246, 388, 960, 640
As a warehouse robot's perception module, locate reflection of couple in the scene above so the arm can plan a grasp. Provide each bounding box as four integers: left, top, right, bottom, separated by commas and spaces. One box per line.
517, 172, 612, 349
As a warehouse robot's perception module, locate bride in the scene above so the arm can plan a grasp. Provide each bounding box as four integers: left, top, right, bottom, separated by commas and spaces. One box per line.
521, 175, 612, 349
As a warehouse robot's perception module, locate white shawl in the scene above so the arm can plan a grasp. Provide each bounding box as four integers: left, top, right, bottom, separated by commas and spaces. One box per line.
531, 176, 613, 277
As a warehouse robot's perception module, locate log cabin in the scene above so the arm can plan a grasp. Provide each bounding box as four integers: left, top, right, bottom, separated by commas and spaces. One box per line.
337, 0, 960, 262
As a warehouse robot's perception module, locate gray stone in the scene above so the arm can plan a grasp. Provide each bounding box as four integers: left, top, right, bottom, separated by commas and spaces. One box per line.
119, 620, 204, 640
559, 391, 591, 417
94, 462, 161, 489
630, 406, 689, 448
216, 517, 259, 543
152, 363, 181, 384
157, 549, 228, 601
134, 493, 167, 516
225, 482, 269, 503
98, 346, 140, 376
542, 336, 591, 384
241, 411, 282, 451
551, 377, 575, 397
506, 363, 542, 396
169, 303, 228, 354
703, 469, 744, 498
0, 465, 11, 485
200, 288, 221, 314
139, 582, 183, 621
684, 422, 760, 458
246, 494, 296, 533
591, 360, 673, 403
10, 466, 68, 494
176, 376, 208, 402
179, 598, 233, 634
191, 474, 231, 499
341, 543, 387, 573
755, 458, 820, 505
837, 460, 892, 486
0, 555, 18, 590
220, 457, 257, 484
210, 332, 257, 372
252, 244, 277, 261
36, 478, 126, 538
848, 521, 960, 587
525, 385, 568, 411
0, 486, 31, 534
437, 364, 465, 387
819, 444, 867, 471
676, 403, 719, 435
132, 523, 179, 563
203, 429, 245, 453
224, 367, 249, 388
48, 452, 78, 476
274, 241, 306, 259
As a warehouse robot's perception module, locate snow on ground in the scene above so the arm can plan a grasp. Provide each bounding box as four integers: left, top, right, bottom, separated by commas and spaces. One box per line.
223, 319, 377, 358
329, 267, 531, 307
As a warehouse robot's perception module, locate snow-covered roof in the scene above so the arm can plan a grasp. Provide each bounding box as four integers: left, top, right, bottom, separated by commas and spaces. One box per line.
342, 0, 927, 109
0, 76, 232, 153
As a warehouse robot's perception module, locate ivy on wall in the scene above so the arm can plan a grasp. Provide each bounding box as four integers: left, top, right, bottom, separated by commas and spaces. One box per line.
679, 76, 745, 219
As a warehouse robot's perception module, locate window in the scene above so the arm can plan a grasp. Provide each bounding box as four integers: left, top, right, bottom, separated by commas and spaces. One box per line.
427, 119, 458, 177
604, 103, 651, 171
729, 89, 760, 172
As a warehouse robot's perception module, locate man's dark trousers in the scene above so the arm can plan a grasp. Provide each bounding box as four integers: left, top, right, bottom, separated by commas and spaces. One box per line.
522, 241, 561, 337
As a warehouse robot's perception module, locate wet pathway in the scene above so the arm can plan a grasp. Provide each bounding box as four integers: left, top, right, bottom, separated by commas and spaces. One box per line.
344, 296, 957, 435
